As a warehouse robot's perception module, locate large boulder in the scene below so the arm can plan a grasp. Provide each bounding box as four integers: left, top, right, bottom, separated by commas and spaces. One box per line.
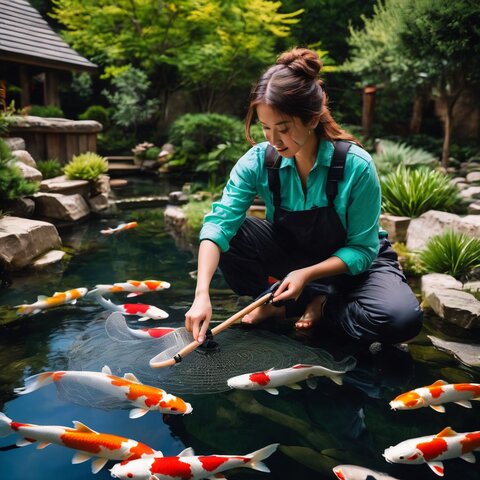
0, 216, 61, 270
40, 175, 90, 197
12, 150, 37, 168
15, 161, 42, 182
34, 192, 90, 222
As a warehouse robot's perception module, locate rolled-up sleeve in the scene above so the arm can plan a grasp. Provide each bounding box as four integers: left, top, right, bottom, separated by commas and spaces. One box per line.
333, 159, 381, 275
199, 147, 260, 252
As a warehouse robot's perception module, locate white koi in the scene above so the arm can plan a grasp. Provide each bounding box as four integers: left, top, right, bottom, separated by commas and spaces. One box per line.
94, 294, 168, 321
15, 287, 88, 315
227, 364, 346, 395
100, 221, 138, 235
390, 380, 480, 413
14, 366, 192, 418
0, 412, 160, 474
383, 427, 480, 476
110, 443, 279, 480
333, 464, 400, 479
89, 280, 171, 298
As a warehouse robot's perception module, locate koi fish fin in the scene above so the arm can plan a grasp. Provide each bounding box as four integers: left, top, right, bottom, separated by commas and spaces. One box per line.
124, 372, 142, 383
91, 457, 109, 474
436, 427, 457, 437
178, 447, 195, 457
70, 299, 77, 305
149, 476, 160, 480
127, 292, 143, 298
138, 316, 149, 322
430, 404, 446, 413
454, 400, 472, 409
72, 420, 98, 434
72, 452, 92, 464
265, 388, 279, 395
37, 295, 47, 301
330, 375, 343, 386
14, 371, 55, 395
246, 443, 279, 472
429, 380, 448, 387
460, 452, 476, 463
207, 475, 227, 480
286, 383, 302, 390
16, 438, 35, 447
427, 461, 444, 476
101, 365, 112, 375
0, 412, 13, 437
15, 305, 33, 315
129, 408, 149, 419
100, 228, 114, 235
36, 441, 51, 449
306, 377, 318, 390
292, 364, 312, 368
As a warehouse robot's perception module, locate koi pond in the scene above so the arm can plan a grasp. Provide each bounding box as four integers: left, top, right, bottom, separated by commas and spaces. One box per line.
0, 175, 479, 480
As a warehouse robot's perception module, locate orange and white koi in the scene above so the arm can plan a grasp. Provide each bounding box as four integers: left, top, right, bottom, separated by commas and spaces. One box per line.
14, 366, 192, 418
383, 427, 480, 476
15, 287, 88, 315
94, 294, 168, 321
110, 443, 279, 480
333, 464, 399, 480
0, 412, 160, 474
89, 280, 171, 298
227, 364, 346, 395
390, 380, 480, 413
100, 222, 138, 235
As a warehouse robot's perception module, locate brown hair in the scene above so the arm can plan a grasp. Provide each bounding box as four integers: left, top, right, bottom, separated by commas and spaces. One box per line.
245, 47, 361, 146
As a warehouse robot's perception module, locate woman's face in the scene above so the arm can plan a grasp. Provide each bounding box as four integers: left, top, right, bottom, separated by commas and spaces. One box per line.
256, 103, 315, 158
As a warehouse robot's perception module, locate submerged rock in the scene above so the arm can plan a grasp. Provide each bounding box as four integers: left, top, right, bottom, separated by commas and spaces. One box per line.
428, 335, 480, 367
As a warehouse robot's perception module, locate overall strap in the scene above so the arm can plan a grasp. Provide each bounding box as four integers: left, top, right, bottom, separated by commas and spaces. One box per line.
265, 144, 282, 208
326, 140, 351, 205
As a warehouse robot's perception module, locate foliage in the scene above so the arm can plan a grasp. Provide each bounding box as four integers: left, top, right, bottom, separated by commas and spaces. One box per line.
380, 165, 460, 218
373, 140, 439, 175
0, 101, 16, 136
145, 147, 161, 161
419, 230, 480, 279
392, 242, 425, 276
36, 159, 63, 179
131, 142, 154, 159
70, 72, 93, 99
182, 198, 214, 235
102, 67, 159, 130
64, 152, 108, 180
29, 104, 64, 118
0, 139, 39, 200
79, 105, 110, 127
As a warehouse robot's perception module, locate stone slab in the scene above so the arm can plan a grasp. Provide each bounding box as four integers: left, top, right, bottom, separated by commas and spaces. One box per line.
31, 249, 66, 269
34, 192, 90, 222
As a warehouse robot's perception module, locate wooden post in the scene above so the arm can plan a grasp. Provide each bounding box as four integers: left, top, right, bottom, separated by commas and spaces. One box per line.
0, 80, 6, 111
19, 66, 30, 107
362, 85, 377, 138
44, 71, 60, 107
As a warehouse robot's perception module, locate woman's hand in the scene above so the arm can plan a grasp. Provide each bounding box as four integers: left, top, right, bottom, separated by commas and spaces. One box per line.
272, 269, 310, 303
185, 292, 212, 343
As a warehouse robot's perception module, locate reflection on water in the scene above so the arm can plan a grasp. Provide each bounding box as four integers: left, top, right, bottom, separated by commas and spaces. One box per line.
0, 177, 479, 480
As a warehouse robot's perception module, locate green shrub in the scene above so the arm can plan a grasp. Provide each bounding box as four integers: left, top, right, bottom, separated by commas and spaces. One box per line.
79, 105, 110, 127
145, 146, 161, 160
0, 101, 16, 136
392, 242, 425, 276
36, 159, 63, 179
64, 152, 108, 180
29, 104, 64, 118
0, 138, 39, 200
381, 165, 460, 218
373, 140, 439, 175
182, 198, 214, 235
419, 229, 480, 278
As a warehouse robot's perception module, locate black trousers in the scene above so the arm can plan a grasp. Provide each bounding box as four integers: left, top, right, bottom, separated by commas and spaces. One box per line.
218, 217, 423, 344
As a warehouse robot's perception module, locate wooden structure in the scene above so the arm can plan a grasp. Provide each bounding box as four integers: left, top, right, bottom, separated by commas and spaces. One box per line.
0, 0, 97, 108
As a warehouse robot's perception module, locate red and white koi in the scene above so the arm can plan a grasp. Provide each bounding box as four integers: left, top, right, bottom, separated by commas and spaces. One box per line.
0, 412, 160, 474
227, 364, 346, 395
14, 366, 192, 418
110, 313, 175, 339
15, 287, 88, 315
110, 443, 279, 480
333, 464, 399, 480
383, 427, 480, 476
89, 280, 171, 298
390, 380, 480, 413
94, 294, 168, 321
100, 221, 138, 235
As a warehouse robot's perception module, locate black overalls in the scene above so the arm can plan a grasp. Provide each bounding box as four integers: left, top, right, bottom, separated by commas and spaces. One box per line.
219, 142, 423, 344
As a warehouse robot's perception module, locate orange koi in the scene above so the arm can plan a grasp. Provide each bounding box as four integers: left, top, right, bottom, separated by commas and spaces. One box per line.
100, 222, 138, 235
15, 288, 88, 315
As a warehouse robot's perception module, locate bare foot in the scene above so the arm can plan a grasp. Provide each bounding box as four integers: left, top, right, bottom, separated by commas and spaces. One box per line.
241, 303, 285, 325
295, 295, 327, 330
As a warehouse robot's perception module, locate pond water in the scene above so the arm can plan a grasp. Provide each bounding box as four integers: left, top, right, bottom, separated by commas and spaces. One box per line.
0, 176, 479, 480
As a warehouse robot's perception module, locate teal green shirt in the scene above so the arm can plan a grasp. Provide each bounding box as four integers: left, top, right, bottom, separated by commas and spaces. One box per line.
200, 140, 381, 275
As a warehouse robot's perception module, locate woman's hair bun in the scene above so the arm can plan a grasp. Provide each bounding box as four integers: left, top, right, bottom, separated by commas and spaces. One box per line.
276, 48, 322, 79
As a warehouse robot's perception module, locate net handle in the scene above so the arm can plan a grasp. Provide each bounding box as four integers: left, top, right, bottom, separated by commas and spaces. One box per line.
149, 290, 274, 368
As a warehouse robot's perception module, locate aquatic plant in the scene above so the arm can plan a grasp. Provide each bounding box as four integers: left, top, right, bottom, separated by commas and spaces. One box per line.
419, 229, 480, 278
64, 152, 108, 181
36, 159, 63, 179
381, 165, 460, 218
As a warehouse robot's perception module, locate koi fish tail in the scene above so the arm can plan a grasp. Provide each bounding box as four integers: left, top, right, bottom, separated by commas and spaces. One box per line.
0, 412, 13, 437
245, 443, 279, 472
14, 372, 56, 395
86, 285, 110, 296
93, 294, 120, 311
15, 305, 34, 315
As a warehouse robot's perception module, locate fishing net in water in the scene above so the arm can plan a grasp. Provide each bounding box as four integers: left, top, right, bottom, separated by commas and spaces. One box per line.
67, 313, 356, 400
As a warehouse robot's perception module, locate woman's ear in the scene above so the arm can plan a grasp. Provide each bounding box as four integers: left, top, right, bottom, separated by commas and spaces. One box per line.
308, 115, 321, 130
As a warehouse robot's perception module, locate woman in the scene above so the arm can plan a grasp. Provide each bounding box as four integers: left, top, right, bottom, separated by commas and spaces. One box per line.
185, 48, 422, 348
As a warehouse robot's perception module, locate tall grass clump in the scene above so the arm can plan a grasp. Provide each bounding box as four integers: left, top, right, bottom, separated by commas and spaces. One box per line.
36, 159, 63, 179
419, 229, 480, 278
64, 152, 108, 180
373, 140, 438, 175
381, 165, 460, 218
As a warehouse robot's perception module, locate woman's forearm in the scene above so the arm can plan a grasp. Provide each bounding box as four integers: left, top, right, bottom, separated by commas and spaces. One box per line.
195, 240, 221, 296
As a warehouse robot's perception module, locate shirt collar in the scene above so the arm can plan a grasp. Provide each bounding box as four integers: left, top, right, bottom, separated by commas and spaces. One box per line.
278, 139, 334, 169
